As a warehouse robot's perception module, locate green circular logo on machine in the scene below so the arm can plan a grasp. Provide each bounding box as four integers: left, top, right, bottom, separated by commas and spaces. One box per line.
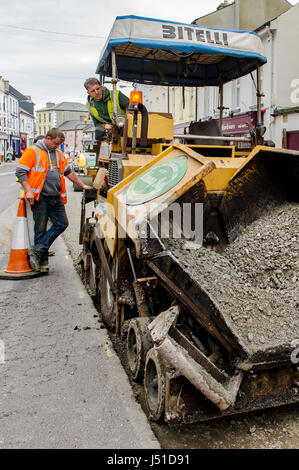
125, 156, 187, 205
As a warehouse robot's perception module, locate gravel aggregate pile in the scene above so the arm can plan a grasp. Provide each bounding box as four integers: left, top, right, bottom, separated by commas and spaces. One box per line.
225, 202, 298, 290
164, 202, 299, 359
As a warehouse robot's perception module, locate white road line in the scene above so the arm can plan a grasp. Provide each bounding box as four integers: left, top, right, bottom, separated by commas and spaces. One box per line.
0, 199, 18, 217
0, 172, 15, 177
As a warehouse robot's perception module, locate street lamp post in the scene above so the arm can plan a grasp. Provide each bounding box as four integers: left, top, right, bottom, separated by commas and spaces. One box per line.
73, 122, 82, 158
73, 118, 88, 157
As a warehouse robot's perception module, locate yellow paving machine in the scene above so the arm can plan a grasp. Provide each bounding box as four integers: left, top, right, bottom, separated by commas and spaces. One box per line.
79, 15, 299, 423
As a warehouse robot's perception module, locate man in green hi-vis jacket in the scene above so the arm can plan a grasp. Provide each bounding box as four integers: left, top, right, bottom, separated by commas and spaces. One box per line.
84, 77, 129, 140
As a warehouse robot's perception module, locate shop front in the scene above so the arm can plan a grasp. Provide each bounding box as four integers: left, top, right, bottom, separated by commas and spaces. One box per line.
0, 132, 9, 159
20, 133, 27, 154
220, 110, 262, 136
10, 135, 20, 156
287, 131, 299, 150
173, 111, 262, 142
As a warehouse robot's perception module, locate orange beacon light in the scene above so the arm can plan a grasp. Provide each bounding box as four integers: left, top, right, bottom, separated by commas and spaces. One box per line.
130, 90, 143, 105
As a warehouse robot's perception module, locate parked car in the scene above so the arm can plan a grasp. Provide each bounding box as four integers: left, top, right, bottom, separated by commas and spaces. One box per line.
73, 152, 85, 174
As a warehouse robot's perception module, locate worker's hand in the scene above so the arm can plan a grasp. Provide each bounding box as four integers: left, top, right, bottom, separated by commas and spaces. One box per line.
104, 124, 112, 135
82, 184, 93, 190
25, 190, 35, 205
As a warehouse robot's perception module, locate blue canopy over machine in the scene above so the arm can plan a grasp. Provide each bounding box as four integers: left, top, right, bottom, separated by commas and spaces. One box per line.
96, 15, 267, 86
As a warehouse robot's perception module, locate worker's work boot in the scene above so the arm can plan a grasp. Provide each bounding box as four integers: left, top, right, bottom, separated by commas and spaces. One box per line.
29, 249, 41, 271
40, 261, 49, 274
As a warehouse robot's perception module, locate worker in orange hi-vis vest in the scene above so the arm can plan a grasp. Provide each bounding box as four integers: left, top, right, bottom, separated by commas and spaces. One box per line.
16, 128, 92, 274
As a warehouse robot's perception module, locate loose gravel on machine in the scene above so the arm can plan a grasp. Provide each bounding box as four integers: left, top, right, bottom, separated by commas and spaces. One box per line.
164, 202, 299, 360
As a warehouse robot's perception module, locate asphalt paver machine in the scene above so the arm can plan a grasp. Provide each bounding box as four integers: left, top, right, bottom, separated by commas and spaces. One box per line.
79, 15, 299, 423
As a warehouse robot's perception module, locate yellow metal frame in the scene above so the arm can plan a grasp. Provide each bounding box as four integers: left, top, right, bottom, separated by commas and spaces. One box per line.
93, 144, 265, 255
103, 144, 215, 256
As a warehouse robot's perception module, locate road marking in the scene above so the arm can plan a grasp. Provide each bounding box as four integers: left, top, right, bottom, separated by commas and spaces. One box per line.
79, 291, 85, 298
0, 172, 15, 177
0, 200, 19, 252
0, 199, 19, 217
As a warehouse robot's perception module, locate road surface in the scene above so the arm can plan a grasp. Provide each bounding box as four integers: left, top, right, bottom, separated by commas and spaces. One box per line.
0, 177, 160, 450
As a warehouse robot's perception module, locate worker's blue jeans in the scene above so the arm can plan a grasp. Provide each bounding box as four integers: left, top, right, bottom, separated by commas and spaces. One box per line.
31, 195, 69, 262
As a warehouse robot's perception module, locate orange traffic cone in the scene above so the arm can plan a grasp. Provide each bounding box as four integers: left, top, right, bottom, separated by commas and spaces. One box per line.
0, 197, 43, 280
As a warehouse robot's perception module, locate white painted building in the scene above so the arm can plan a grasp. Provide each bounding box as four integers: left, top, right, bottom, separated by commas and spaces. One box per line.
0, 78, 19, 158
7, 87, 20, 153
134, 84, 149, 109
145, 0, 299, 148
195, 2, 299, 148
0, 77, 35, 158
257, 4, 299, 148
145, 86, 169, 113
0, 77, 9, 158
20, 107, 35, 149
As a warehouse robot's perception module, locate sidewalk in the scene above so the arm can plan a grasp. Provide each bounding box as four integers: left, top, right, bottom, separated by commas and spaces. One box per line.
0, 206, 160, 449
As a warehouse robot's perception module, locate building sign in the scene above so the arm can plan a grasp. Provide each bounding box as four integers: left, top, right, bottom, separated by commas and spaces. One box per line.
174, 111, 263, 138
219, 111, 261, 136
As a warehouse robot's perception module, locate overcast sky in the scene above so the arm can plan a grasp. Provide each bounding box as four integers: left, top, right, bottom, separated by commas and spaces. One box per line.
0, 0, 297, 111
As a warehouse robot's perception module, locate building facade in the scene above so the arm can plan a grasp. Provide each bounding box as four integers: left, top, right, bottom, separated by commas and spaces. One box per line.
36, 102, 88, 135
0, 77, 9, 158
36, 102, 55, 136
0, 77, 35, 158
82, 121, 96, 149
7, 86, 20, 155
257, 3, 299, 149
20, 107, 35, 152
58, 120, 87, 156
12, 90, 36, 154
190, 0, 295, 146
145, 0, 295, 144
0, 81, 21, 157
193, 1, 299, 148
192, 0, 291, 31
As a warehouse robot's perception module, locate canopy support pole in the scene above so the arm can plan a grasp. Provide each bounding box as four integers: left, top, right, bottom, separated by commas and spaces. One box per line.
111, 48, 118, 124
256, 65, 262, 126
218, 79, 224, 134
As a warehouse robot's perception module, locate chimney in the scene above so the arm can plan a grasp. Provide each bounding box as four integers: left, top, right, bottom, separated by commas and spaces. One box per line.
46, 102, 55, 108
3, 80, 9, 92
217, 0, 230, 9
